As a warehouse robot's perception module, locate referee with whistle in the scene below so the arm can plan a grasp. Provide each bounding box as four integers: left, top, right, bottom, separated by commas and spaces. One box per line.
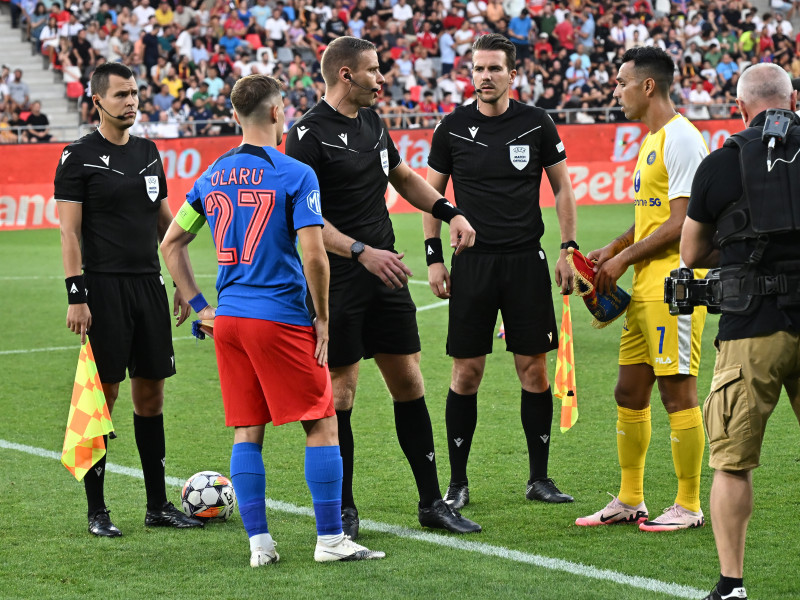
423, 34, 579, 510
55, 62, 202, 537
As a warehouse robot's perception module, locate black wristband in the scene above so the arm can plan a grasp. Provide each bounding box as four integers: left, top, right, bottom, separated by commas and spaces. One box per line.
560, 240, 579, 250
424, 237, 444, 265
66, 275, 87, 304
431, 197, 464, 224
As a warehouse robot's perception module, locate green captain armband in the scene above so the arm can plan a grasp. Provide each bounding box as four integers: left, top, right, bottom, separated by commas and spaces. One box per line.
175, 202, 206, 234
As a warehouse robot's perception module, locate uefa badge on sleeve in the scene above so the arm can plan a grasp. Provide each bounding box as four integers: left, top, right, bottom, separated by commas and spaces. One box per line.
144, 175, 160, 202
509, 145, 529, 170
380, 148, 389, 176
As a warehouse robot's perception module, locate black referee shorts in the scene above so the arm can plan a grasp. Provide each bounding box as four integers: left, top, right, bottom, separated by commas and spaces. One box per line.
85, 273, 176, 383
328, 260, 421, 368
446, 248, 559, 358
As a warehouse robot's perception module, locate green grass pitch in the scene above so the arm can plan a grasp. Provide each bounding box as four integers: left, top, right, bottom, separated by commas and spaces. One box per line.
1, 205, 797, 599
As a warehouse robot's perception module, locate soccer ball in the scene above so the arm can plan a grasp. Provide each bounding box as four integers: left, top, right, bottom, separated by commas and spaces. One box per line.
181, 471, 237, 521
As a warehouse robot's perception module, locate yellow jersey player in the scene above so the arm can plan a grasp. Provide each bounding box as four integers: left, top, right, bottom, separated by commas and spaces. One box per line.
576, 47, 709, 532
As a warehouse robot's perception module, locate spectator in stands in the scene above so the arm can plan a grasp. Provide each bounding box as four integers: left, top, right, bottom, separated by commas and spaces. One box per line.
188, 96, 214, 135
72, 28, 96, 71
8, 69, 30, 112
220, 27, 246, 57
438, 90, 456, 113
553, 9, 575, 51
393, 0, 414, 24
39, 16, 60, 59
154, 1, 173, 27
23, 100, 50, 143
265, 7, 290, 47
414, 47, 437, 81
29, 3, 48, 50
192, 37, 210, 65
210, 92, 235, 134
152, 84, 173, 113
324, 9, 347, 43
454, 19, 476, 56
418, 89, 438, 126
687, 74, 712, 120
133, 0, 156, 30
575, 8, 596, 47
173, 2, 196, 30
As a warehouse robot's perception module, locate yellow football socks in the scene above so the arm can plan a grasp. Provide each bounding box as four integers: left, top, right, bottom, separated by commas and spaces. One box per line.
616, 405, 651, 507
669, 406, 704, 513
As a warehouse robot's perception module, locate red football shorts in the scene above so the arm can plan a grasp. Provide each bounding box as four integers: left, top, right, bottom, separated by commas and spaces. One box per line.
213, 316, 334, 427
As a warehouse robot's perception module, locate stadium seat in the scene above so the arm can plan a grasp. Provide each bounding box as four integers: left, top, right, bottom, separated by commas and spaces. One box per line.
276, 46, 294, 64
245, 33, 262, 50
66, 81, 83, 99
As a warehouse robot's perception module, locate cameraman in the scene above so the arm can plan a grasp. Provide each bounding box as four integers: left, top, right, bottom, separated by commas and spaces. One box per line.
682, 63, 800, 600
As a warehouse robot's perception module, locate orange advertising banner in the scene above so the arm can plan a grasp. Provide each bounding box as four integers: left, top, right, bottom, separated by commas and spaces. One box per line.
0, 119, 744, 231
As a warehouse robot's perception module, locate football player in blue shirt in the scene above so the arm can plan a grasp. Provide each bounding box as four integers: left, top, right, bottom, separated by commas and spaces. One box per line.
161, 74, 384, 566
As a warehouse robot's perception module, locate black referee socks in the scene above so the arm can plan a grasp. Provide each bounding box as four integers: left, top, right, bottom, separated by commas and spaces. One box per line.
84, 435, 108, 516
133, 412, 168, 510
394, 397, 441, 507
445, 389, 478, 485
336, 409, 356, 510
521, 388, 554, 482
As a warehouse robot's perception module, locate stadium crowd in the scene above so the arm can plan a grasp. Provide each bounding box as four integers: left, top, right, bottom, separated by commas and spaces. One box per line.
2, 0, 800, 141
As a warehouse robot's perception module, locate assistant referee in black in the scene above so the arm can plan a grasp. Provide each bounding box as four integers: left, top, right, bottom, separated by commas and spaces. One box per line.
285, 36, 481, 539
424, 34, 578, 510
55, 63, 203, 537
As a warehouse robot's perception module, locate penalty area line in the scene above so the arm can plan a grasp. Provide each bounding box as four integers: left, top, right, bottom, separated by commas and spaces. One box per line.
1, 438, 706, 599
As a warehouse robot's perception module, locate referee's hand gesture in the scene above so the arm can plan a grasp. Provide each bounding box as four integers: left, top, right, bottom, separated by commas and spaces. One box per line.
359, 246, 413, 290
449, 215, 476, 256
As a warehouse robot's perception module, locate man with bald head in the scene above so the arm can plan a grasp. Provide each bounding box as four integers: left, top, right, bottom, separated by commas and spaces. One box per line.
682, 63, 800, 600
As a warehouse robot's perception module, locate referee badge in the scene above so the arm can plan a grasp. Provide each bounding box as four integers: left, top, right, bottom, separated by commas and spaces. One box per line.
509, 145, 529, 170
380, 149, 389, 176
144, 176, 160, 202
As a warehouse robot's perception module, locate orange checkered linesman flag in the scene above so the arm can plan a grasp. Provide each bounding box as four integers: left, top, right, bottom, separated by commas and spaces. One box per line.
555, 296, 578, 433
61, 341, 114, 481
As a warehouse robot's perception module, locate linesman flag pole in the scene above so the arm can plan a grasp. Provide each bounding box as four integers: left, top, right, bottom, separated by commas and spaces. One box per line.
61, 340, 114, 480
555, 296, 578, 433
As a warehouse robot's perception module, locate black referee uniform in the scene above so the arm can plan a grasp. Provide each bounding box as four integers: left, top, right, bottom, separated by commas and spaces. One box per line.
285, 97, 482, 537
55, 130, 175, 381
55, 129, 200, 534
428, 100, 564, 357
427, 98, 575, 506
285, 100, 420, 367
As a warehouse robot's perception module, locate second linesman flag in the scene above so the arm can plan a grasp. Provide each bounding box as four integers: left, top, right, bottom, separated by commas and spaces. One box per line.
555, 296, 578, 433
61, 340, 114, 481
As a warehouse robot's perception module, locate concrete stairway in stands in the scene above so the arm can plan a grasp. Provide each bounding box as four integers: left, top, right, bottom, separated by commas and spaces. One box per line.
0, 4, 80, 142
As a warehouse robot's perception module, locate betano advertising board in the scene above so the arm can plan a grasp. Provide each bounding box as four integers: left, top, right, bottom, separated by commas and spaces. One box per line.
0, 120, 743, 231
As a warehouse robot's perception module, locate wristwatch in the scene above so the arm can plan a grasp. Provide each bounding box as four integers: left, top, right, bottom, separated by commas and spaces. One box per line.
560, 240, 579, 250
350, 241, 365, 262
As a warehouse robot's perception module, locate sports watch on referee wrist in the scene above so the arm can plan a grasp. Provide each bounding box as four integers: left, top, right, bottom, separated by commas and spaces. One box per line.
560, 240, 579, 251
350, 241, 365, 262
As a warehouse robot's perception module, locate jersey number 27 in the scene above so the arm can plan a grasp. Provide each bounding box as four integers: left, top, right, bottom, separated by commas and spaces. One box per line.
204, 189, 276, 265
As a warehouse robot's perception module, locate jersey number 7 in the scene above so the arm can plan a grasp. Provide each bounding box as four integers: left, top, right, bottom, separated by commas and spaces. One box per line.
204, 189, 276, 265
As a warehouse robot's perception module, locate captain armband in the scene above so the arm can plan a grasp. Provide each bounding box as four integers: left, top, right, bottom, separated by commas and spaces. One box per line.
175, 202, 206, 235
431, 198, 464, 224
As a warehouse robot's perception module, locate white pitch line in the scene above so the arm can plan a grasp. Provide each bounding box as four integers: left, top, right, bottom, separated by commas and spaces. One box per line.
0, 438, 707, 599
0, 336, 198, 356
0, 274, 220, 281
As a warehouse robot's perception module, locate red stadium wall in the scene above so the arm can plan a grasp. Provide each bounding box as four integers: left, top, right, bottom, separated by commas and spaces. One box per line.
0, 119, 744, 231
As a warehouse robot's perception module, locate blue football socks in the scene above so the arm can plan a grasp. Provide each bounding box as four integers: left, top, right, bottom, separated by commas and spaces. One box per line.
305, 445, 344, 536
